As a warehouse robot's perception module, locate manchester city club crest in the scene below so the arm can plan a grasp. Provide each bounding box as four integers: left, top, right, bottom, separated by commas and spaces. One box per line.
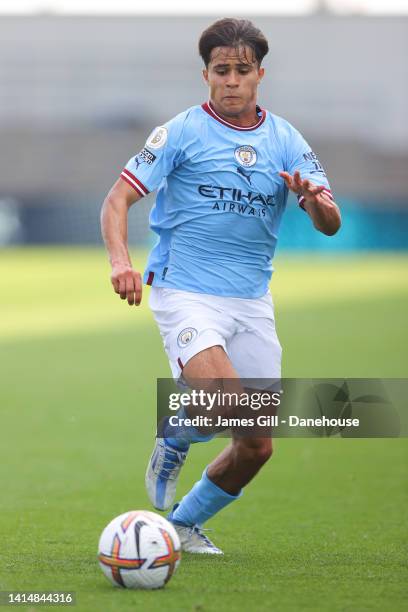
177, 327, 198, 348
234, 145, 257, 167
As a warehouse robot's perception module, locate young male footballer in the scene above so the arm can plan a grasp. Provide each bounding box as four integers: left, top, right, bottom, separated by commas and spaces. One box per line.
101, 18, 341, 554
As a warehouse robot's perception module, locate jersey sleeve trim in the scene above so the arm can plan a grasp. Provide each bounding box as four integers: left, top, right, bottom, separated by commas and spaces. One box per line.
120, 169, 150, 197
298, 188, 333, 210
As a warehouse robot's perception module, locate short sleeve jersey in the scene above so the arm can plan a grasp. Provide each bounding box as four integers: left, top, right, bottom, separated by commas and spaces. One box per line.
120, 102, 333, 298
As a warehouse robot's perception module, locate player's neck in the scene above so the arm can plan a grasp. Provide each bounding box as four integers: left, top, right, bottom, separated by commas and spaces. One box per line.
209, 100, 260, 128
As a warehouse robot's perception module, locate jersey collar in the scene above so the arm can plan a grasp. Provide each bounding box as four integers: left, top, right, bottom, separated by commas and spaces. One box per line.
201, 100, 266, 131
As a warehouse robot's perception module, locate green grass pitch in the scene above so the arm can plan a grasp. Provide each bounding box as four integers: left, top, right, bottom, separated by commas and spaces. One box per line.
0, 248, 407, 611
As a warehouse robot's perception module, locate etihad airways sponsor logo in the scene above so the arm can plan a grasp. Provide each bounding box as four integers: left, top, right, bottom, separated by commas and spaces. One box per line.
198, 184, 276, 207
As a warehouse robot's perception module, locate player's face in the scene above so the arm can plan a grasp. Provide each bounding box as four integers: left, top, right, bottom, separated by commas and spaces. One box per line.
203, 46, 264, 122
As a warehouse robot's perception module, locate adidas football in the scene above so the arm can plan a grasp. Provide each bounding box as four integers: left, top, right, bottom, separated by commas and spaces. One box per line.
98, 510, 181, 589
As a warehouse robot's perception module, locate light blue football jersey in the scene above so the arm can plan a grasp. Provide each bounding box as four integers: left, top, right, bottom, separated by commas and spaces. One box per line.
120, 102, 333, 298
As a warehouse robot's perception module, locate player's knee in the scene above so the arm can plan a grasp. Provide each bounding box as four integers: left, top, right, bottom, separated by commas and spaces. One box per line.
254, 440, 273, 465
234, 438, 273, 466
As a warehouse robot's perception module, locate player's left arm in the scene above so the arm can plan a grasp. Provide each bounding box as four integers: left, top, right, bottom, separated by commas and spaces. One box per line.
279, 169, 341, 236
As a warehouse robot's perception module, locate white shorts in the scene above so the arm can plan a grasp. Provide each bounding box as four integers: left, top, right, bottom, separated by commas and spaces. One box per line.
149, 287, 282, 387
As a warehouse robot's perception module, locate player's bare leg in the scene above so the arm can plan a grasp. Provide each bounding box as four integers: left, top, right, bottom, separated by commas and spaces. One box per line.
167, 345, 273, 553
183, 347, 272, 494
206, 436, 272, 495
145, 344, 241, 511
144, 345, 234, 512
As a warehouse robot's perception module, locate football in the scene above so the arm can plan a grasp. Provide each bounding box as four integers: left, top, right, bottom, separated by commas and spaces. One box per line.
98, 510, 181, 589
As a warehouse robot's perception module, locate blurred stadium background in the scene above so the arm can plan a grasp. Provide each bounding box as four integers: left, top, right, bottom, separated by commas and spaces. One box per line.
0, 6, 407, 250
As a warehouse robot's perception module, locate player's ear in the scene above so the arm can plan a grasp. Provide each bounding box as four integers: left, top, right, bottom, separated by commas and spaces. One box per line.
202, 68, 209, 84
257, 66, 265, 84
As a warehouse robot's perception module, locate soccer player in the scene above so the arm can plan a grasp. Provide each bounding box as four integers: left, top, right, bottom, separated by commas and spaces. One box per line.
101, 18, 341, 554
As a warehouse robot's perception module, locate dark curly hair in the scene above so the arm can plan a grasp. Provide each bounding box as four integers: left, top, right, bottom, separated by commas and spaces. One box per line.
199, 18, 269, 67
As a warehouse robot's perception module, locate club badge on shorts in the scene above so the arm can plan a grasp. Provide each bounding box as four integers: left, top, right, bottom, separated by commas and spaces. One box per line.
234, 145, 257, 167
177, 327, 198, 348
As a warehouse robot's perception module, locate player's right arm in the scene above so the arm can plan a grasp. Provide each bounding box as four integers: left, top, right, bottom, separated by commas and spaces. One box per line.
100, 177, 143, 306
101, 114, 188, 305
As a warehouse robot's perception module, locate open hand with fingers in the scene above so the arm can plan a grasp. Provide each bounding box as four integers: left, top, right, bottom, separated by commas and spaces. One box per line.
279, 170, 327, 205
279, 170, 341, 235
110, 262, 143, 306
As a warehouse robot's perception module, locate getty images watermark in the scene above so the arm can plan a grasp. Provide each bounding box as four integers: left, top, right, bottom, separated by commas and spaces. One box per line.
169, 389, 281, 409
156, 379, 407, 438
168, 388, 281, 429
